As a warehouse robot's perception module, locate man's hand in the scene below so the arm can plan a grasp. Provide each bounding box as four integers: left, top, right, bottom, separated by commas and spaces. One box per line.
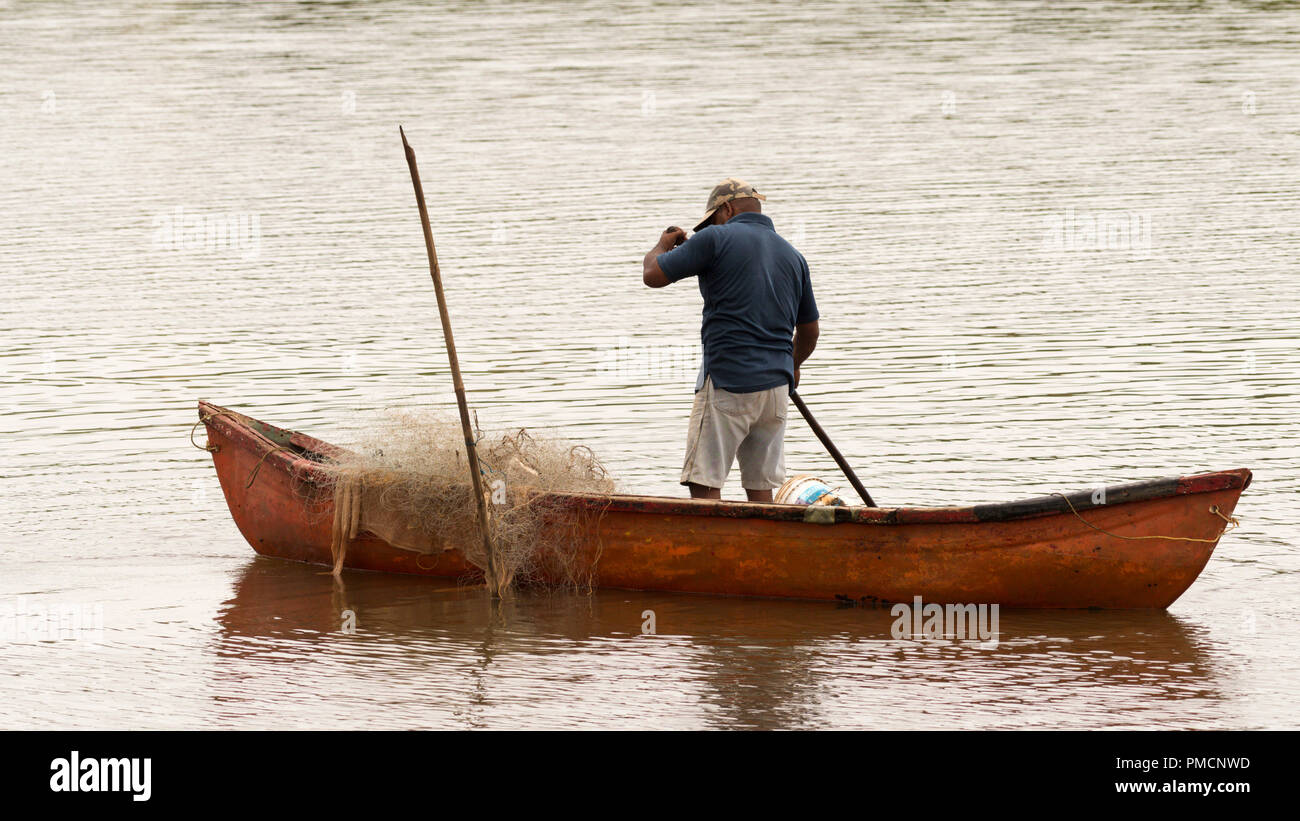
659, 226, 687, 251
644, 227, 686, 288
793, 320, 819, 385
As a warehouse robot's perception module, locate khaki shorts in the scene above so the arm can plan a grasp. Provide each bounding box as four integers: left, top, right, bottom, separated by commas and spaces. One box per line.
680, 376, 789, 491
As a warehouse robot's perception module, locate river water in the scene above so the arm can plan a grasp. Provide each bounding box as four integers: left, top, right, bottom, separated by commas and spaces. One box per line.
2, 0, 1297, 729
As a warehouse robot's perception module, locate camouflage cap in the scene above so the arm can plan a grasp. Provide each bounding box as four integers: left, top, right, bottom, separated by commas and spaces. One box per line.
693, 177, 767, 232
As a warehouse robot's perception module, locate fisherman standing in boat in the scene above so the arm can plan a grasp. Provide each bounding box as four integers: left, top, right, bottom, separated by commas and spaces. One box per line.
642, 178, 819, 502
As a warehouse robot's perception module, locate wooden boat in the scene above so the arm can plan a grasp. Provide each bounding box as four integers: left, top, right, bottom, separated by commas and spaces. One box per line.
197, 400, 1251, 609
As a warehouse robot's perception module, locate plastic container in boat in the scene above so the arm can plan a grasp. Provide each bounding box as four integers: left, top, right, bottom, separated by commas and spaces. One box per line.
775, 474, 846, 506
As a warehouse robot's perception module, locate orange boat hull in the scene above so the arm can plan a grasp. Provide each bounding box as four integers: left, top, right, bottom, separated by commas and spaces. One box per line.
198, 401, 1250, 609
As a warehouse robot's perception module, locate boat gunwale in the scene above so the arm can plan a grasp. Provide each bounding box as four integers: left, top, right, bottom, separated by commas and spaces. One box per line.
197, 400, 1252, 527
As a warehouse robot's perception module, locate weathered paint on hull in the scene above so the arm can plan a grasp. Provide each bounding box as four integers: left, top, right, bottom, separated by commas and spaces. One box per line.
199, 401, 1249, 609
583, 492, 1237, 607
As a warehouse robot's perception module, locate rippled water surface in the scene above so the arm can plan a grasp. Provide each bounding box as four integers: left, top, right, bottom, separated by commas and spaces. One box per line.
2, 0, 1298, 729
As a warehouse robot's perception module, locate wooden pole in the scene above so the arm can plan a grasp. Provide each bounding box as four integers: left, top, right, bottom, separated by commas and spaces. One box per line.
399, 127, 503, 597
789, 389, 877, 507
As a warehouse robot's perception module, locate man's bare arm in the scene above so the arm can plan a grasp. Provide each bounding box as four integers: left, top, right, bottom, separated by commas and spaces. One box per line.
643, 227, 686, 288
792, 319, 819, 387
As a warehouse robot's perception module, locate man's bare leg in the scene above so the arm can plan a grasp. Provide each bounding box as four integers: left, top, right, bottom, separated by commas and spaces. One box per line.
745, 488, 773, 503
687, 483, 721, 500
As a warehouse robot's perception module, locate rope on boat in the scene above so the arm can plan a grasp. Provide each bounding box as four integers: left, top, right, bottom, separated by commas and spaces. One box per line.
191, 411, 292, 492
415, 552, 441, 570
329, 474, 361, 576
245, 445, 289, 489
1052, 493, 1239, 544
189, 411, 237, 453
1210, 505, 1240, 530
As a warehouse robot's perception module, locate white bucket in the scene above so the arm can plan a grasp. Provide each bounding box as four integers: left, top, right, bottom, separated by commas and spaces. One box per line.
776, 474, 846, 506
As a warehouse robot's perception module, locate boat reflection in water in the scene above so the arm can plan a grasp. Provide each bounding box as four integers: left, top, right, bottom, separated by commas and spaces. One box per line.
213, 559, 1224, 729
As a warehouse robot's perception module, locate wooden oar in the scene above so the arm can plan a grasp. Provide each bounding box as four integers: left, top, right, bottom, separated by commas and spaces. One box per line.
399, 127, 504, 598
789, 389, 876, 507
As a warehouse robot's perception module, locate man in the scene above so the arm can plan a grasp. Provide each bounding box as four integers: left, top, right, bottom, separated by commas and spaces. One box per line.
642, 178, 819, 502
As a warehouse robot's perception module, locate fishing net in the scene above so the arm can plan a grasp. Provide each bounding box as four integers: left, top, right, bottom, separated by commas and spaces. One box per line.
311, 411, 617, 593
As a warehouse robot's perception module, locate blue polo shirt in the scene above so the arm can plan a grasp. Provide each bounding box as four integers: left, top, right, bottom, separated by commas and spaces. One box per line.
656, 212, 818, 394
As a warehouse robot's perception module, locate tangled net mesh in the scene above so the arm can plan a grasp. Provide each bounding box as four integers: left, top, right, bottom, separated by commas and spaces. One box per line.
310, 410, 617, 593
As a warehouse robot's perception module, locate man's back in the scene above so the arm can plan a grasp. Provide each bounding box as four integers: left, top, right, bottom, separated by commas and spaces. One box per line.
641, 178, 820, 501
658, 212, 818, 393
